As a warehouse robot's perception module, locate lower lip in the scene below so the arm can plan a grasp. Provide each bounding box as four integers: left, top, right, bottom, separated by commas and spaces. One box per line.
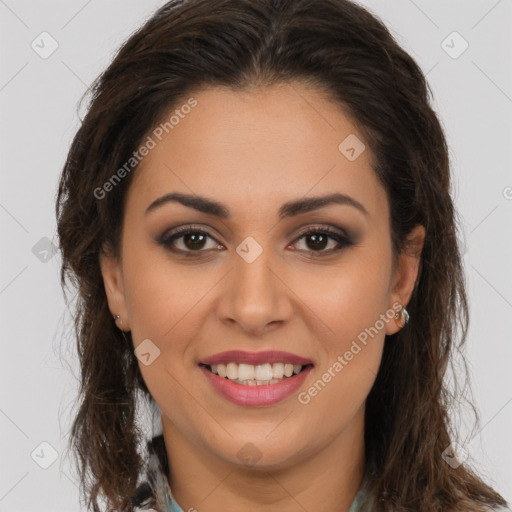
199, 364, 313, 407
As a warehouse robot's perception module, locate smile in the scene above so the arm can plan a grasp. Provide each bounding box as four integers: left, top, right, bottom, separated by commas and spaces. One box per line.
198, 350, 314, 406
205, 362, 308, 385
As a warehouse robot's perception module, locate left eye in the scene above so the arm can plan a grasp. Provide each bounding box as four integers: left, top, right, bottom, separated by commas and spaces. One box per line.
158, 226, 353, 256
292, 228, 352, 254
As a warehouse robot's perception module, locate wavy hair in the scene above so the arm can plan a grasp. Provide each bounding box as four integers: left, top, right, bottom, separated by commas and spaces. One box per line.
55, 0, 508, 510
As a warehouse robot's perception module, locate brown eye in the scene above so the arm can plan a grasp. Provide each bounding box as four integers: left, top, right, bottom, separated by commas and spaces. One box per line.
181, 232, 208, 250
291, 227, 354, 255
304, 232, 329, 251
158, 227, 222, 255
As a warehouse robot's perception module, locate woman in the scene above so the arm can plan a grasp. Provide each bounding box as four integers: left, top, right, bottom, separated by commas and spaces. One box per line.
55, 0, 510, 511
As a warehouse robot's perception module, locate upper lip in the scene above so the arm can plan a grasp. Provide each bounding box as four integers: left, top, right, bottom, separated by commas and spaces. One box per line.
199, 350, 314, 366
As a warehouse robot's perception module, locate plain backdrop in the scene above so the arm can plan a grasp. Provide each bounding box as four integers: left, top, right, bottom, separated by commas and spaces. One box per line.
0, 1, 511, 511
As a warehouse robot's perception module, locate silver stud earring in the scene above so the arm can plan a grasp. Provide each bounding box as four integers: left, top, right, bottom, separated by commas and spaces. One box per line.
394, 306, 410, 328
113, 314, 122, 326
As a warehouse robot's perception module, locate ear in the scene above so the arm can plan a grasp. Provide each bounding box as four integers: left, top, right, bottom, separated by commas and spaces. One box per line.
99, 243, 131, 332
385, 224, 425, 335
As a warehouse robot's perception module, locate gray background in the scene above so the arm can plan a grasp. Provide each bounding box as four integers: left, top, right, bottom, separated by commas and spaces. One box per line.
0, 1, 511, 510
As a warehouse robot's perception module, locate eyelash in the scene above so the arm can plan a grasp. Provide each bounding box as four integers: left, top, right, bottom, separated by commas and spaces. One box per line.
157, 225, 355, 258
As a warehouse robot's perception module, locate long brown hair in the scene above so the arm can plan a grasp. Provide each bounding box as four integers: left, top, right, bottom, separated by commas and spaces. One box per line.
55, 0, 508, 510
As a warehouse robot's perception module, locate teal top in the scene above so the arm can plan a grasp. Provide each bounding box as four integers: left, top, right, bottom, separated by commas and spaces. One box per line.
133, 435, 374, 512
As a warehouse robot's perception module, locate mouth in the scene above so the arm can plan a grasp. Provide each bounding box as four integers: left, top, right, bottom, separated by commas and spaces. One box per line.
199, 362, 315, 386
198, 349, 315, 386
198, 350, 315, 405
198, 360, 314, 407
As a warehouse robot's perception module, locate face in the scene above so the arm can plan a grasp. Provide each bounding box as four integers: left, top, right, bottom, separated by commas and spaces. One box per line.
100, 82, 424, 472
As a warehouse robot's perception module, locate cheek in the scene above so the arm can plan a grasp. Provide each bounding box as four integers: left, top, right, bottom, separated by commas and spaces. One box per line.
297, 264, 389, 431
288, 245, 391, 405
122, 241, 207, 343
290, 247, 392, 344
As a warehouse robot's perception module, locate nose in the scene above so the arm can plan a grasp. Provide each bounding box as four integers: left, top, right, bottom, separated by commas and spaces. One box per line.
217, 249, 294, 336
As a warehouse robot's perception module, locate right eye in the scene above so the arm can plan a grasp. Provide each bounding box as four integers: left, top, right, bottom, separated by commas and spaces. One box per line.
158, 226, 224, 256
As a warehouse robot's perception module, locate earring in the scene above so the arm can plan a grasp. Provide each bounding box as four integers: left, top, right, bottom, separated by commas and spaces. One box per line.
394, 306, 410, 329
113, 314, 122, 327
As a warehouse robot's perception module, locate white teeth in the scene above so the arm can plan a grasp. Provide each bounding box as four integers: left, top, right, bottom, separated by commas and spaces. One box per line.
208, 362, 306, 383
255, 363, 273, 381
235, 378, 283, 385
217, 364, 227, 378
226, 362, 238, 380
238, 363, 255, 381
273, 362, 284, 379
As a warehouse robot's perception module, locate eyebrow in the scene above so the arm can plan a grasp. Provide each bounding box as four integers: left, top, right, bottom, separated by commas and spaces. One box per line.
145, 192, 369, 219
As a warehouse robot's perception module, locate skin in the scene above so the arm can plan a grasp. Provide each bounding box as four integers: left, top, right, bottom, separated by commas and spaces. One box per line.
100, 82, 425, 512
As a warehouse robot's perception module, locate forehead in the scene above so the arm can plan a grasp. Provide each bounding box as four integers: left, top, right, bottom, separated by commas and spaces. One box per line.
126, 82, 387, 222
